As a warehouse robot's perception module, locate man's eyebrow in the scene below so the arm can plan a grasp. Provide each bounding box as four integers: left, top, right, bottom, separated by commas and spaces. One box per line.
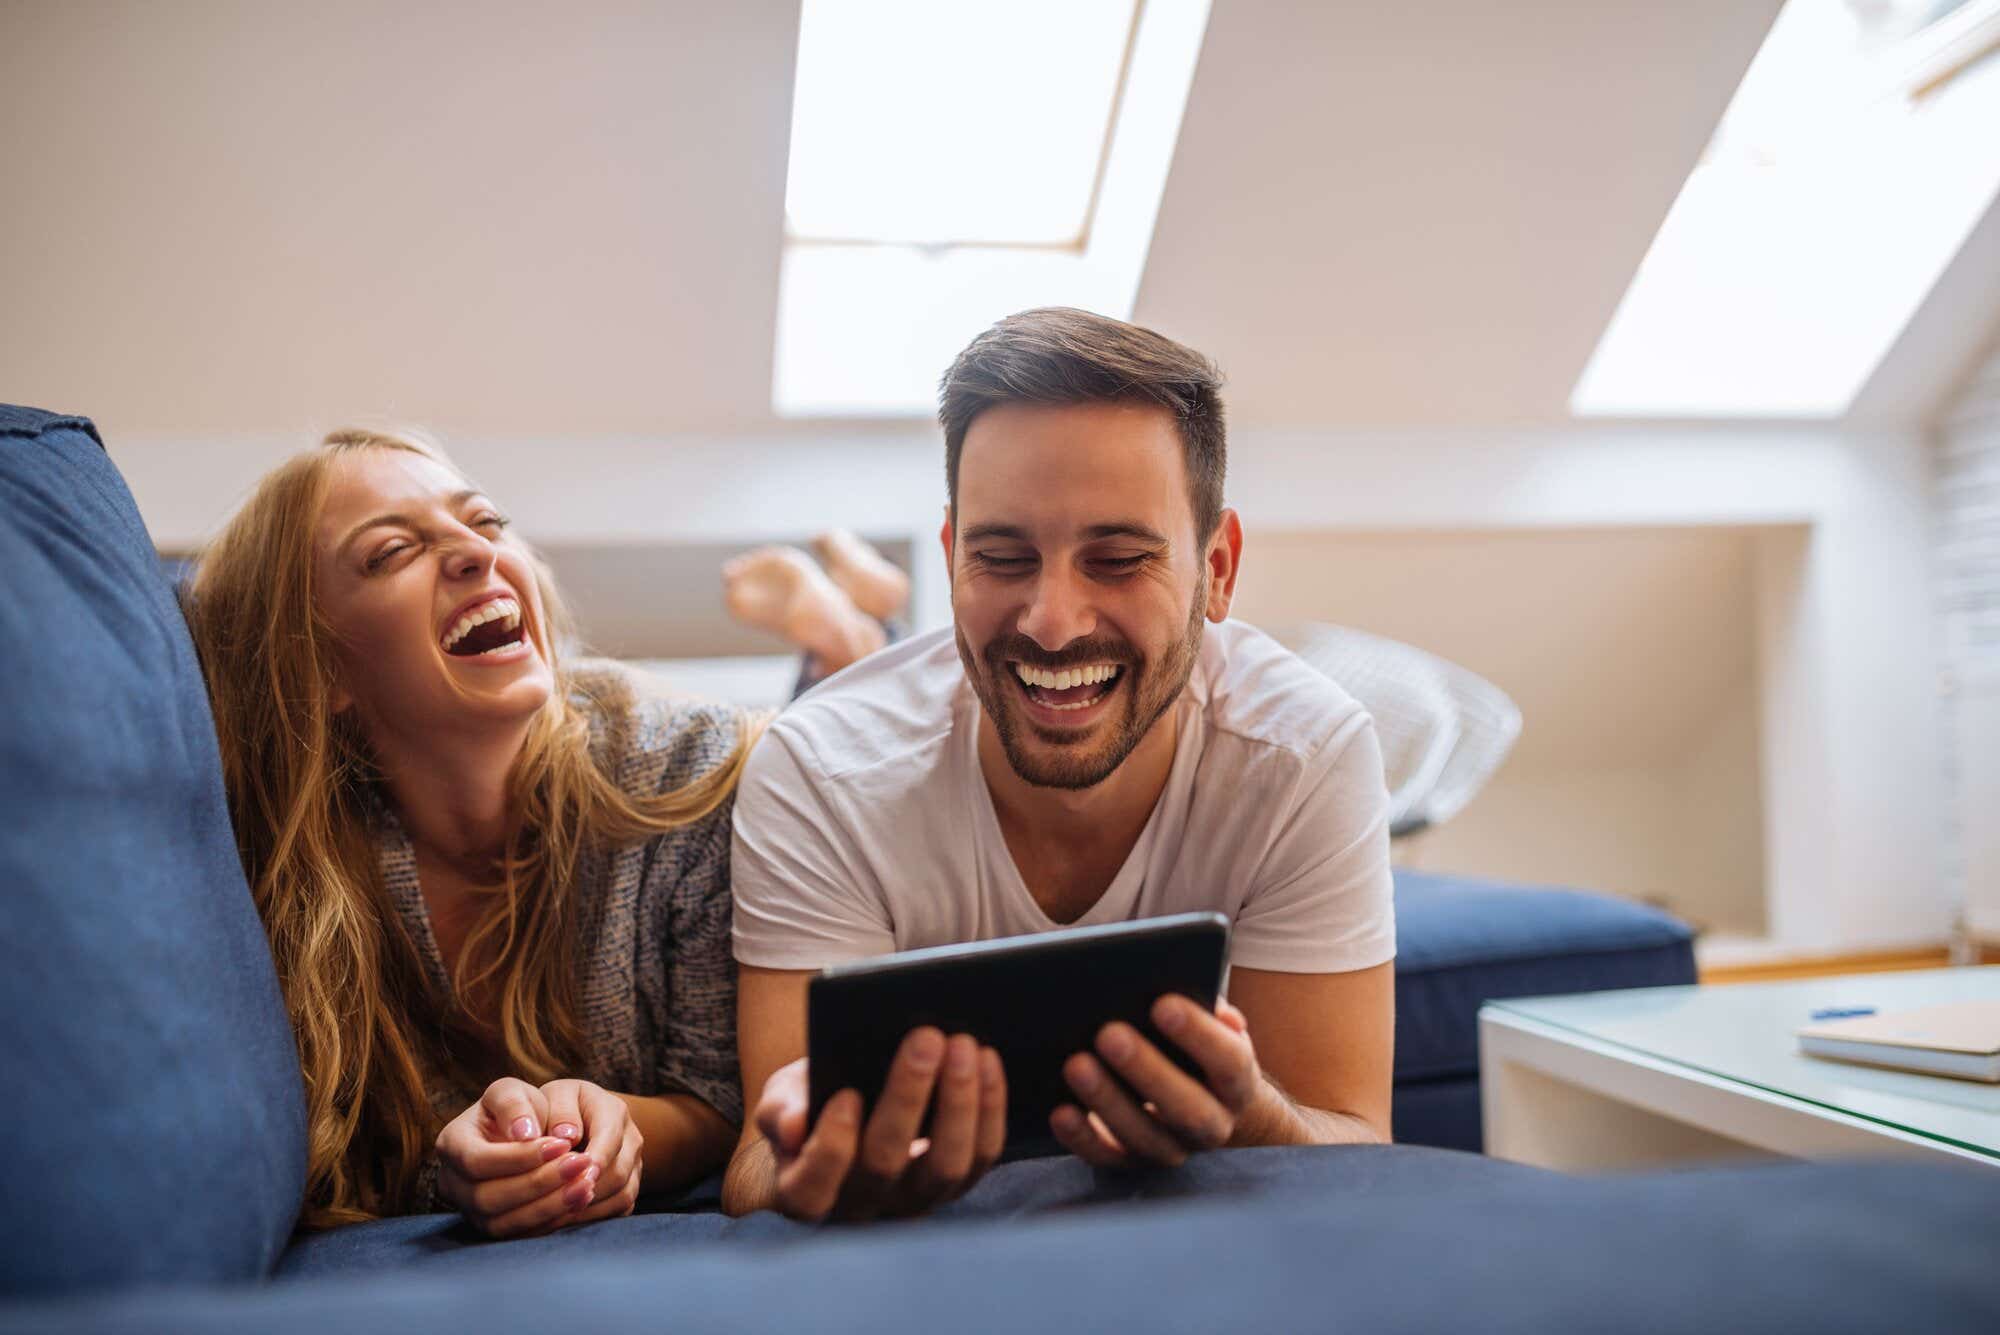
959, 522, 1170, 545
1080, 523, 1169, 545
339, 488, 485, 552
959, 523, 1031, 544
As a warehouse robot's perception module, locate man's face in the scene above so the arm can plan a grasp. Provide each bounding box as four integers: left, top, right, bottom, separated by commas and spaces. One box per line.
946, 401, 1232, 790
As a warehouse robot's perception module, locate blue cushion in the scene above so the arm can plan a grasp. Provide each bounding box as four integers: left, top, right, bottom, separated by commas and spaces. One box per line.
275, 1145, 1534, 1278
1392, 868, 1695, 1082
13, 1159, 1997, 1333
0, 408, 306, 1294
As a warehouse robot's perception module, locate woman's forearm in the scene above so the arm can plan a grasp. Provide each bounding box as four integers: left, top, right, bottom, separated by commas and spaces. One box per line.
615, 1091, 737, 1198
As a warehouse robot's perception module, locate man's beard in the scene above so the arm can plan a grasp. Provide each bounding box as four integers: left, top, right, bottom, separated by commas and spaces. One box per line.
956, 577, 1209, 791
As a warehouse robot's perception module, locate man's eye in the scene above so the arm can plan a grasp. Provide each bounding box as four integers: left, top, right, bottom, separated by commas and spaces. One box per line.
1093, 555, 1148, 573
974, 553, 1034, 571
474, 513, 509, 531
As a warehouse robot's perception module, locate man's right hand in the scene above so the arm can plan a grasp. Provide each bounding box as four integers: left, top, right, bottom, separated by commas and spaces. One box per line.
753, 1027, 1006, 1222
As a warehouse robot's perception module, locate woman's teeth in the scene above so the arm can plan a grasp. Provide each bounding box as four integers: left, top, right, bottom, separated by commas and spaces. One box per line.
440, 597, 523, 653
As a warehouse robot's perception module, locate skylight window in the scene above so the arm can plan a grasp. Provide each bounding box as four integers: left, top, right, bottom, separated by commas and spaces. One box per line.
773, 0, 1211, 417
785, 0, 1136, 247
1571, 0, 2000, 418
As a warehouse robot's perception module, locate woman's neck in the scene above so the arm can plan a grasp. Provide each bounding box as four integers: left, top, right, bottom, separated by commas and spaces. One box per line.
371, 718, 533, 876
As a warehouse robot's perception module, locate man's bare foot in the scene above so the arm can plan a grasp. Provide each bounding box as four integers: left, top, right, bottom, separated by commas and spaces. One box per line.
723, 546, 886, 673
813, 530, 910, 623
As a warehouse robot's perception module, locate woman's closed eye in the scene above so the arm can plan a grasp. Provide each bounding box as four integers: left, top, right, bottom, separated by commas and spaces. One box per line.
364, 542, 411, 573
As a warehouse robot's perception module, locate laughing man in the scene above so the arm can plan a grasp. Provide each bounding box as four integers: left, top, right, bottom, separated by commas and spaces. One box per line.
722, 308, 1395, 1220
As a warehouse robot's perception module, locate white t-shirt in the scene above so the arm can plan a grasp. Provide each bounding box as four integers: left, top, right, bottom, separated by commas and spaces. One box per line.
730, 620, 1396, 975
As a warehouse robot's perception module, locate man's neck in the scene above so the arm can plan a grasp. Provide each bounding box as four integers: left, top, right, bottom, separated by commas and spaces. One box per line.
977, 701, 1183, 922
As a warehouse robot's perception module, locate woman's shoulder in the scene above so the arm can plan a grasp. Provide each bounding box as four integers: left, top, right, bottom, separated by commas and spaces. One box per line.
566, 658, 756, 798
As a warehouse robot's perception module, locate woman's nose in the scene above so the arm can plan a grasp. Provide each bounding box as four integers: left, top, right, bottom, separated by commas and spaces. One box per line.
443, 533, 496, 580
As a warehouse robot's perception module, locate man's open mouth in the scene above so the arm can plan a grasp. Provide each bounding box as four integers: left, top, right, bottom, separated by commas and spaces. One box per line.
440, 597, 527, 657
1010, 661, 1123, 712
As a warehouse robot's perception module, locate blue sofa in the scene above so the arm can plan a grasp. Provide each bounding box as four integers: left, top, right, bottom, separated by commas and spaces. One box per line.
4, 406, 1994, 1331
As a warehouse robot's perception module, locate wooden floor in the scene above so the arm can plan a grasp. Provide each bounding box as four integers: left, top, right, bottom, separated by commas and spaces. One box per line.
1700, 943, 2000, 985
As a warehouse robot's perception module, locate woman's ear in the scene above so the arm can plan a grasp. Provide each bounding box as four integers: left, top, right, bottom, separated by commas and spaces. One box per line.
329, 681, 354, 715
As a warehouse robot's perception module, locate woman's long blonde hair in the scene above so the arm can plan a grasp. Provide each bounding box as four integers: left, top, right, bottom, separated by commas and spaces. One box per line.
186, 428, 757, 1229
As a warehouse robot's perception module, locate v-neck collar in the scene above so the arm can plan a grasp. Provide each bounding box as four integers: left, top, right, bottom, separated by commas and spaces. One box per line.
957, 681, 1197, 933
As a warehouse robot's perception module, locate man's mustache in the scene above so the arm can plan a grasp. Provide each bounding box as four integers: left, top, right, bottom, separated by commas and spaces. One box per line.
982, 634, 1138, 672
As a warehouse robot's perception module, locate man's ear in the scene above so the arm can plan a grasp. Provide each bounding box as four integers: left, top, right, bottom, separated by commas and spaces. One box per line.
1203, 509, 1244, 623
938, 504, 955, 574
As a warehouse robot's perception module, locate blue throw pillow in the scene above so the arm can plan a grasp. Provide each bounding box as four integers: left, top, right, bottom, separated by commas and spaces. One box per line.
0, 407, 306, 1294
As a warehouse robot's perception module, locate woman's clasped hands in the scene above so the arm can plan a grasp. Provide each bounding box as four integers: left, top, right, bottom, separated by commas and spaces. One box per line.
435, 1077, 645, 1237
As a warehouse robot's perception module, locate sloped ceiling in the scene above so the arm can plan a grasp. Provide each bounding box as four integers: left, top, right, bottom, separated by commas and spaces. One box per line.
13, 0, 1993, 437
1136, 0, 1786, 426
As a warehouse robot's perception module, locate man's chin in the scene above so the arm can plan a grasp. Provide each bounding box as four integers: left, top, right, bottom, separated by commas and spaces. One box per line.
994, 705, 1127, 790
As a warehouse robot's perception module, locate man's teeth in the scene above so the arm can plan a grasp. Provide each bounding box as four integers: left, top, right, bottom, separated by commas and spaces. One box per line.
440, 597, 522, 651
1013, 662, 1120, 692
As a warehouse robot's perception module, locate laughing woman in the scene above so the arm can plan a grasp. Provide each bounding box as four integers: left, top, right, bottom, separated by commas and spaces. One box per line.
187, 427, 761, 1236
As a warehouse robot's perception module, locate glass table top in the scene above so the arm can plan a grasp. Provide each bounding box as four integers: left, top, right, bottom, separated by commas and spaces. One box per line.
1487, 967, 2000, 1160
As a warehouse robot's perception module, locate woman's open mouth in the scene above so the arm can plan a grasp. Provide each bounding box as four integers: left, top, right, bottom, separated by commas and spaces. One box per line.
440, 596, 529, 660
1010, 660, 1123, 724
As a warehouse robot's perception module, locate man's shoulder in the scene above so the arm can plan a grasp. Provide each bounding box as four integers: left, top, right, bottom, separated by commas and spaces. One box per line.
1195, 620, 1372, 765
761, 628, 964, 784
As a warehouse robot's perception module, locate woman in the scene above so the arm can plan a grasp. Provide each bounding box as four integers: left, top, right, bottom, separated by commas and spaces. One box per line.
187, 427, 760, 1237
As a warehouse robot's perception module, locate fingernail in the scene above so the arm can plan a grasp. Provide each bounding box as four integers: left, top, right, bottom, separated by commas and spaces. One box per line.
565, 1177, 594, 1209
559, 1153, 590, 1181
908, 1029, 945, 1070
1157, 1000, 1186, 1034
509, 1117, 538, 1141
948, 1036, 976, 1077
1071, 1060, 1099, 1094
1100, 1025, 1134, 1061
539, 1138, 568, 1163
551, 1123, 580, 1142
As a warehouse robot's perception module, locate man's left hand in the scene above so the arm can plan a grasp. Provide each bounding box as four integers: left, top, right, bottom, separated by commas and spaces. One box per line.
1050, 994, 1272, 1168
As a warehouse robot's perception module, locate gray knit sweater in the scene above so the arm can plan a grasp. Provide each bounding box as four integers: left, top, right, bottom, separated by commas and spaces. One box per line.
370, 662, 746, 1207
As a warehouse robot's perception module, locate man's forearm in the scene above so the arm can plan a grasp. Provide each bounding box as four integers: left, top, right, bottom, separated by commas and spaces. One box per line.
1233, 1077, 1386, 1148
720, 1135, 779, 1216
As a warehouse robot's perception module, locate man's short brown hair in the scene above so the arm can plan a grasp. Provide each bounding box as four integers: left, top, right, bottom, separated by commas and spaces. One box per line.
938, 307, 1227, 539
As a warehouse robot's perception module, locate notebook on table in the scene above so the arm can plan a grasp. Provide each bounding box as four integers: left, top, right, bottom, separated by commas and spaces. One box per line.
1797, 1000, 2000, 1083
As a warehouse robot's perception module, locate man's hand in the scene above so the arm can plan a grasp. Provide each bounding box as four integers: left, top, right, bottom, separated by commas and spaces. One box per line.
753, 1027, 1006, 1222
435, 1077, 642, 1237
1050, 995, 1272, 1169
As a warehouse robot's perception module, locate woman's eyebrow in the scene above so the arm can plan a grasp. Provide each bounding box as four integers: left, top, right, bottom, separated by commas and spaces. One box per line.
338, 489, 484, 553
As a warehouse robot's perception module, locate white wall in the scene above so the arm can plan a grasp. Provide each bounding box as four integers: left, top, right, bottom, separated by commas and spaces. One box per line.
1936, 339, 2000, 943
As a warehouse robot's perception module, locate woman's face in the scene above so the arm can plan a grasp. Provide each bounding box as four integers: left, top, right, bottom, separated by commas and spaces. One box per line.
314, 448, 554, 742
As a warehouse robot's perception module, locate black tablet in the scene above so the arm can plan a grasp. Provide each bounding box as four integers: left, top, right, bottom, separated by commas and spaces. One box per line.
807, 912, 1231, 1144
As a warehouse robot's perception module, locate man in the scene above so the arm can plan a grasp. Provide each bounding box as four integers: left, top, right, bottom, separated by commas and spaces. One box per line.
722, 309, 1395, 1221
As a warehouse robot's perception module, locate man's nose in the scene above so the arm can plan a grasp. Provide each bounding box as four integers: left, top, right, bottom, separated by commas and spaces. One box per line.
1016, 568, 1095, 651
